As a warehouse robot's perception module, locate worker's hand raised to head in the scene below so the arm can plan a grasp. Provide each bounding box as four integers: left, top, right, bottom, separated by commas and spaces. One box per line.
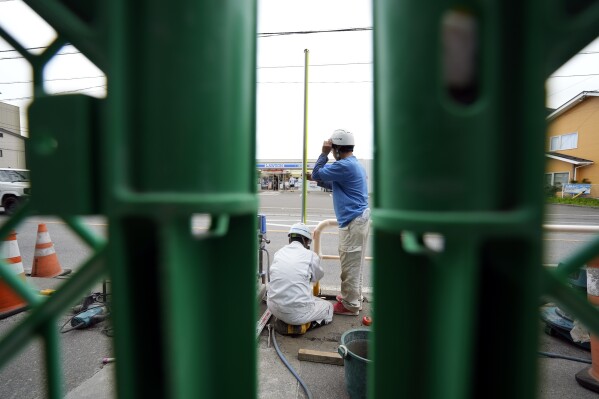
322, 139, 332, 155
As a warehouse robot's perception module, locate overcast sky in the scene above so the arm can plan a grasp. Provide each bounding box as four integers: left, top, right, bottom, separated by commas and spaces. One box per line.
0, 0, 597, 160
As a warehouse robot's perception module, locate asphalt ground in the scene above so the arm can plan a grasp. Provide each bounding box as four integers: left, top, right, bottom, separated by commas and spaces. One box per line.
0, 196, 598, 398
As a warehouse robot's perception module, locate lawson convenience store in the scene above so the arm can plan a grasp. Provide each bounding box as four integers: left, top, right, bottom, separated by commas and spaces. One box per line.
256, 160, 317, 190
256, 159, 373, 192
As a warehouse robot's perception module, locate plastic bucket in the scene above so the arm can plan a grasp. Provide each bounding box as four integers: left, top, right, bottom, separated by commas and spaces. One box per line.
338, 328, 371, 399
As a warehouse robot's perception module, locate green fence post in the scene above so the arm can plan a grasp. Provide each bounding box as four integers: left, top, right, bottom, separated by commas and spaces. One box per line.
107, 1, 258, 398
373, 1, 548, 397
2, 1, 258, 398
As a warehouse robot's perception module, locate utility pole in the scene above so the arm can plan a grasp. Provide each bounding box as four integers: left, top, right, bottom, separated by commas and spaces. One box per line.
302, 49, 309, 223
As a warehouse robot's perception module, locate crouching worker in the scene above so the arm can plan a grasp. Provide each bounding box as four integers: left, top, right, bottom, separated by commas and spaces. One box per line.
267, 223, 333, 335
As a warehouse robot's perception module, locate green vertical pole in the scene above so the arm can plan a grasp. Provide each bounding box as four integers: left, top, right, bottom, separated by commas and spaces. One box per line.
43, 317, 63, 399
372, 1, 545, 398
302, 49, 310, 224
107, 1, 258, 398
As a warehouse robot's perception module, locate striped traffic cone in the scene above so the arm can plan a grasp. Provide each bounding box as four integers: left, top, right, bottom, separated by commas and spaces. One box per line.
0, 230, 27, 315
31, 224, 64, 278
576, 257, 599, 392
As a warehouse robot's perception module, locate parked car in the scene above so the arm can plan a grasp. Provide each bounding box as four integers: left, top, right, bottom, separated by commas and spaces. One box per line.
0, 168, 30, 215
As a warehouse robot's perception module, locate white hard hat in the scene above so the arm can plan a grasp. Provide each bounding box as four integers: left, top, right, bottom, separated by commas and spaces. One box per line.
330, 129, 355, 146
288, 223, 312, 241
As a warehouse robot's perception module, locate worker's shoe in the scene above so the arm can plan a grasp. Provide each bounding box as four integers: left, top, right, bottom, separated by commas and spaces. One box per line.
336, 295, 363, 311
309, 320, 328, 331
333, 301, 359, 316
273, 318, 311, 336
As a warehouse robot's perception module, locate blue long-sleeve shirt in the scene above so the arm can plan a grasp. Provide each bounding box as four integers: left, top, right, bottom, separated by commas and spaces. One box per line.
311, 153, 368, 227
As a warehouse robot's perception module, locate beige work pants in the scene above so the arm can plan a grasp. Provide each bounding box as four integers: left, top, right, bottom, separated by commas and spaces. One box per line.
338, 209, 370, 312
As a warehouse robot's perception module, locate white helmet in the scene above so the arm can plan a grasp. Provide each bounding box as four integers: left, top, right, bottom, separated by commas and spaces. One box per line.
288, 223, 312, 241
330, 129, 355, 146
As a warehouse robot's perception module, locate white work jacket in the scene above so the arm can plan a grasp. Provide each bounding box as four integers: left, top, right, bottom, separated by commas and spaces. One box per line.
267, 241, 323, 310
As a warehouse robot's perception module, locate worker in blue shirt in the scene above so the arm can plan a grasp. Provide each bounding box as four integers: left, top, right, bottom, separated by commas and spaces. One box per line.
311, 129, 370, 315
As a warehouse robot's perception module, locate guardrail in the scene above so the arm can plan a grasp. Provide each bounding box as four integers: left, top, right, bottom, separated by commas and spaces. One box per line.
312, 218, 374, 261
544, 224, 599, 233
312, 222, 599, 263
311, 222, 599, 294
311, 218, 372, 296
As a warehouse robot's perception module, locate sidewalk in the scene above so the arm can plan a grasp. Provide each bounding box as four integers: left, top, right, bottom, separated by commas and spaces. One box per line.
62, 288, 370, 399
63, 294, 599, 399
257, 288, 370, 399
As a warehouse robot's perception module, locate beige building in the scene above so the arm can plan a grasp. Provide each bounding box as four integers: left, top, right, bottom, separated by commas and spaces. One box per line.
0, 102, 26, 169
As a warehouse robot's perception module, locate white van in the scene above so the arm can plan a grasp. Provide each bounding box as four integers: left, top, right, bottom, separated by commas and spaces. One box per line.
0, 168, 30, 215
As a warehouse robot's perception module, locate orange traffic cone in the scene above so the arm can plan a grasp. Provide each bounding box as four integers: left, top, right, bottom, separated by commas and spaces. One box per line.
31, 224, 64, 278
0, 230, 27, 315
576, 257, 599, 392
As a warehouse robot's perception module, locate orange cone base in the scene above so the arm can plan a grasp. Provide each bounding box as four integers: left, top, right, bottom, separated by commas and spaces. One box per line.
28, 268, 72, 278
31, 253, 62, 278
0, 304, 28, 320
576, 366, 599, 393
0, 280, 27, 315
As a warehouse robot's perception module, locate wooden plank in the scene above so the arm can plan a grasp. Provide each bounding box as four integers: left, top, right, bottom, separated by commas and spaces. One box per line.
298, 348, 344, 366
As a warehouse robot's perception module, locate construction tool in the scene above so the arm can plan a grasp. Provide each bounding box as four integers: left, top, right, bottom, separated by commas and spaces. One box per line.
267, 324, 272, 348
71, 306, 107, 329
256, 308, 272, 339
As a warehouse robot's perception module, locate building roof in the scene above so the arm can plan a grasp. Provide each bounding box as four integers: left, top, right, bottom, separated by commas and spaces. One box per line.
0, 127, 25, 140
545, 92, 599, 168
547, 91, 599, 121
546, 152, 594, 165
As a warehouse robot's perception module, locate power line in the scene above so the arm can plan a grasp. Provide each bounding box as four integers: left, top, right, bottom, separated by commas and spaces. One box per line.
0, 62, 370, 86
0, 27, 372, 58
258, 61, 371, 69
0, 85, 106, 101
0, 79, 373, 102
259, 80, 372, 84
0, 75, 105, 85
58, 84, 105, 93
550, 72, 599, 78
0, 27, 372, 60
258, 27, 371, 37
1, 44, 596, 80
0, 51, 81, 61
0, 45, 58, 53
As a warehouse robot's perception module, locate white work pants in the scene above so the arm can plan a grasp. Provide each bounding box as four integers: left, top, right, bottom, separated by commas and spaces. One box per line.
268, 297, 333, 326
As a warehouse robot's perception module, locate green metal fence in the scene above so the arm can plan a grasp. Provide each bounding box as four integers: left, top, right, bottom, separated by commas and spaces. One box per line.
1, 1, 599, 398
0, 1, 257, 398
372, 1, 599, 398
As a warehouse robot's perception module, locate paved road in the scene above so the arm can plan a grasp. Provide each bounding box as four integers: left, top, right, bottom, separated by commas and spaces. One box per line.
544, 204, 599, 266
0, 200, 598, 398
258, 190, 373, 292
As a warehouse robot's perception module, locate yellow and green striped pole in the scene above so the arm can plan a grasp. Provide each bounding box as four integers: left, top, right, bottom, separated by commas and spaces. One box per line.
302, 49, 309, 224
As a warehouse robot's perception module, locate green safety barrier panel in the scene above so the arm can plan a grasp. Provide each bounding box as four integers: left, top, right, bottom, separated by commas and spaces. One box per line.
372, 1, 599, 398
0, 1, 599, 398
0, 1, 257, 398
369, 1, 599, 399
